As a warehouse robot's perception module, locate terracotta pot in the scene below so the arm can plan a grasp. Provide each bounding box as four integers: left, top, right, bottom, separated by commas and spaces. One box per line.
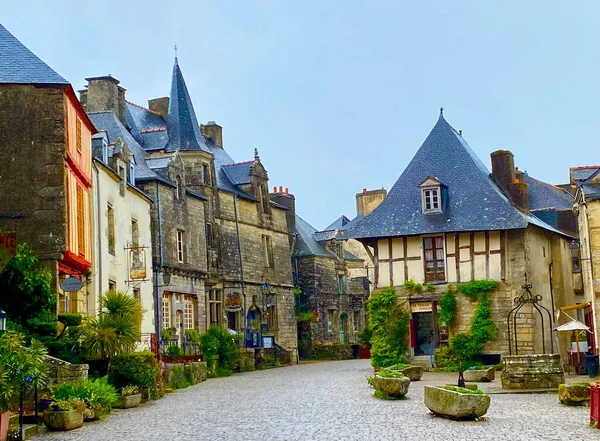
0, 411, 10, 441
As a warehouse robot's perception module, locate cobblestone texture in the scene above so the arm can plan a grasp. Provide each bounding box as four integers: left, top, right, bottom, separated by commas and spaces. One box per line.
34, 360, 597, 441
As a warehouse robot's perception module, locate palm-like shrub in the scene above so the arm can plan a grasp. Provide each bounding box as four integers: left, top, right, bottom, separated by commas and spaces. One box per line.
80, 291, 143, 372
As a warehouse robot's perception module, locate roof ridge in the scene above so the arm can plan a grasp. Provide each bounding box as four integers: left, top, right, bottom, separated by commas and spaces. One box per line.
140, 128, 166, 134
222, 160, 254, 167
126, 100, 162, 116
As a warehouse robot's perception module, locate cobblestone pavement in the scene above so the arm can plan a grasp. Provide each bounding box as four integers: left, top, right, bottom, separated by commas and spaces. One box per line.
34, 359, 597, 441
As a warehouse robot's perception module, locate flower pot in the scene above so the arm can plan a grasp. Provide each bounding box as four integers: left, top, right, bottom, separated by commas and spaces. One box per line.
43, 409, 84, 431
116, 394, 142, 409
0, 411, 10, 441
39, 399, 54, 411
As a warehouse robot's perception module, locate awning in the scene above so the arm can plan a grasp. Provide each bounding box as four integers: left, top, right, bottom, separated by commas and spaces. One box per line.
559, 302, 591, 312
554, 319, 591, 332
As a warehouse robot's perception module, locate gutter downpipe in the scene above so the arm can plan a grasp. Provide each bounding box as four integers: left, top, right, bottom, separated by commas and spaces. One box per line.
233, 195, 247, 339
93, 163, 103, 316
155, 181, 164, 342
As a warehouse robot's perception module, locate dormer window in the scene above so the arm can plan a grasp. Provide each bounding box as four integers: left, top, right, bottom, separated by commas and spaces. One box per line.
129, 161, 135, 185
419, 176, 445, 214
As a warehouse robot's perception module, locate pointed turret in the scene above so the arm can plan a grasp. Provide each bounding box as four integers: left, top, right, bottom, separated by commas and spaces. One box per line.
164, 57, 208, 152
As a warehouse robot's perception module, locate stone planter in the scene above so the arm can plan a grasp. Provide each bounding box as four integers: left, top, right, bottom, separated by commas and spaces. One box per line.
43, 410, 84, 431
464, 366, 495, 382
140, 387, 150, 403
372, 374, 410, 399
558, 383, 590, 406
424, 386, 490, 420
391, 365, 424, 381
502, 354, 564, 390
115, 394, 142, 409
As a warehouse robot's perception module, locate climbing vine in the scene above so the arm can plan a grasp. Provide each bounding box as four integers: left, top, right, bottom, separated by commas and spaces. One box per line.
438, 291, 457, 326
456, 279, 499, 301
367, 287, 410, 369
402, 280, 436, 295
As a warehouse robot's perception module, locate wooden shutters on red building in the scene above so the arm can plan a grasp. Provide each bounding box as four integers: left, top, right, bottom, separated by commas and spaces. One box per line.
76, 185, 85, 257
423, 236, 445, 282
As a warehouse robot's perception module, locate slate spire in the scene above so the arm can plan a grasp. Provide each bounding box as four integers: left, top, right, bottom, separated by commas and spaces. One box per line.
164, 57, 208, 152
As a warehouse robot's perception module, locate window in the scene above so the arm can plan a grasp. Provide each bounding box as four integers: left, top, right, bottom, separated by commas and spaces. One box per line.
263, 235, 274, 268
572, 256, 582, 273
208, 290, 223, 326
338, 275, 346, 294
327, 310, 334, 333
175, 176, 184, 200
108, 280, 116, 292
76, 119, 82, 153
177, 230, 184, 263
259, 185, 269, 214
133, 288, 141, 305
267, 304, 277, 330
423, 236, 446, 282
353, 311, 360, 332
129, 161, 135, 185
335, 243, 344, 259
107, 204, 115, 255
76, 185, 85, 257
339, 314, 347, 343
205, 223, 213, 248
202, 163, 209, 185
118, 165, 126, 196
422, 187, 441, 213
131, 219, 139, 246
162, 292, 172, 329
102, 139, 108, 163
184, 295, 195, 330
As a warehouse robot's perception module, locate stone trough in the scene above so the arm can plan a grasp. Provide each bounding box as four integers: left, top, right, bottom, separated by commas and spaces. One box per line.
385, 364, 424, 381
558, 383, 591, 406
372, 374, 411, 399
501, 354, 564, 390
424, 386, 491, 420
464, 366, 495, 383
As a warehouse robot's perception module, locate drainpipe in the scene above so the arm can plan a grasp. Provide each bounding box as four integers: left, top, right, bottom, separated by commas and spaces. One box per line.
155, 181, 164, 341
233, 195, 247, 333
93, 163, 103, 315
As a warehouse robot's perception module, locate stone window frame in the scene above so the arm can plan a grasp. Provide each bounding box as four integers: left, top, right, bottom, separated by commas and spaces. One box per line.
327, 310, 334, 333
421, 186, 441, 214
353, 310, 360, 333
262, 235, 275, 268
267, 304, 278, 330
107, 203, 116, 256
162, 292, 172, 329
202, 163, 210, 185
108, 279, 116, 292
205, 223, 213, 248
183, 295, 195, 331
337, 274, 346, 294
118, 165, 126, 197
208, 289, 223, 326
133, 287, 141, 307
131, 218, 139, 246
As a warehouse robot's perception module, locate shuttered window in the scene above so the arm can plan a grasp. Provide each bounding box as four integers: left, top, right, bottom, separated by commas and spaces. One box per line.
76, 185, 85, 257
76, 119, 82, 153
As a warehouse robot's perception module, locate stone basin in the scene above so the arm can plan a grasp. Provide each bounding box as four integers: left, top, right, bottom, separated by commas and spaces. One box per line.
372, 374, 410, 399
501, 354, 564, 390
43, 410, 84, 431
115, 393, 142, 409
386, 365, 424, 381
558, 383, 590, 406
464, 366, 495, 382
424, 386, 490, 420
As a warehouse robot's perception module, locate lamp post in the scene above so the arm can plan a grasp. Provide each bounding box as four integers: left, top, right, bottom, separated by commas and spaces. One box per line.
0, 307, 7, 333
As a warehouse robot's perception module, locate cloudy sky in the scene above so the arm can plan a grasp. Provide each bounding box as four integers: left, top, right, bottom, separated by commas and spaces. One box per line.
2, 1, 599, 229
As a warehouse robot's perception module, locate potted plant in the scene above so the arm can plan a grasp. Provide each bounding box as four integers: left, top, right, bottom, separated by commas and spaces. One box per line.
43, 398, 85, 431
116, 385, 142, 409
39, 386, 56, 411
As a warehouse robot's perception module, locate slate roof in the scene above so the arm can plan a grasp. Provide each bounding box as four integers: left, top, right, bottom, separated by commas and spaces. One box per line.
222, 162, 253, 186
324, 215, 352, 232
347, 114, 568, 241
525, 174, 574, 211
0, 23, 68, 85
294, 214, 362, 261
164, 58, 209, 153
571, 166, 600, 183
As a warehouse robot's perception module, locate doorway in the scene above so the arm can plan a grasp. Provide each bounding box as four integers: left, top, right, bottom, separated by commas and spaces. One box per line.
339, 314, 347, 343
413, 312, 434, 356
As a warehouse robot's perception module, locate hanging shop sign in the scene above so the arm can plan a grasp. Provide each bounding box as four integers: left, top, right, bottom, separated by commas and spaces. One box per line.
225, 291, 243, 312
60, 277, 83, 293
129, 248, 147, 280
0, 232, 16, 257
410, 301, 433, 313
350, 295, 364, 310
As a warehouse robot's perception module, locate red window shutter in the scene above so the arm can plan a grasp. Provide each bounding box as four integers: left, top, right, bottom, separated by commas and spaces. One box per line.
409, 318, 417, 348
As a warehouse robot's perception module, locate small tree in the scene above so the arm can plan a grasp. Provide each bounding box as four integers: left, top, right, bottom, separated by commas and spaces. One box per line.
80, 291, 143, 374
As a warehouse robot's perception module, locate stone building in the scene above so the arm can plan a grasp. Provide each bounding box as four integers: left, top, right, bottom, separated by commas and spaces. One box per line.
89, 126, 155, 336
347, 110, 578, 363
0, 24, 96, 314
571, 166, 600, 354
80, 58, 297, 355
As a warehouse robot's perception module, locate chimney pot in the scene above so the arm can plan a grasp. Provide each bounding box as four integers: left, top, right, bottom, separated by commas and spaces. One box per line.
279, 186, 283, 193
273, 186, 277, 193
285, 187, 288, 194
363, 188, 367, 194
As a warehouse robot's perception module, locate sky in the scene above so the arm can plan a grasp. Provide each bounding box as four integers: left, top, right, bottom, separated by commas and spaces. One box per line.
2, 1, 599, 229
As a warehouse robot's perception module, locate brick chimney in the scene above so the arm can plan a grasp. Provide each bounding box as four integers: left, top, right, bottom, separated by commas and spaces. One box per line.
201, 121, 223, 148
356, 188, 387, 216
80, 76, 127, 125
490, 150, 529, 213
148, 97, 169, 121
270, 187, 295, 249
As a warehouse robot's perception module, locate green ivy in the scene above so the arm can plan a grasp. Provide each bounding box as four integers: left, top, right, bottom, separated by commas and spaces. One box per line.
402, 280, 423, 293
295, 310, 317, 323
471, 293, 498, 345
457, 280, 499, 301
367, 287, 410, 369
438, 292, 457, 326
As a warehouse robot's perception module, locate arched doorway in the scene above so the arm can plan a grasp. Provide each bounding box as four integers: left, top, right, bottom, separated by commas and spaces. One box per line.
339, 314, 347, 344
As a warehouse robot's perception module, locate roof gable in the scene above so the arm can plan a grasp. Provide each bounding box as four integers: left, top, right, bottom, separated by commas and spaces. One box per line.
0, 23, 68, 85
347, 114, 534, 240
324, 215, 352, 232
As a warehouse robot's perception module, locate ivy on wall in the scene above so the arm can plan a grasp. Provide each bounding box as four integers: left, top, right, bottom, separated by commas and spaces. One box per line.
438, 290, 457, 326
367, 287, 410, 369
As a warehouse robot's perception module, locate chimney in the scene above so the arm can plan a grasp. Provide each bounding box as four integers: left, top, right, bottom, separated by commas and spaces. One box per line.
148, 97, 169, 121
356, 188, 387, 216
270, 188, 296, 249
82, 76, 127, 125
201, 121, 223, 148
490, 150, 529, 213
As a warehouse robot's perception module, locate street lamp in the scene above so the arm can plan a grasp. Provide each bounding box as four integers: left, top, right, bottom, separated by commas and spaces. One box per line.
0, 308, 7, 333
162, 268, 172, 286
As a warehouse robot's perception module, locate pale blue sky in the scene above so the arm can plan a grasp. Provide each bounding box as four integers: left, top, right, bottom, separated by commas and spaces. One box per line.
2, 1, 599, 229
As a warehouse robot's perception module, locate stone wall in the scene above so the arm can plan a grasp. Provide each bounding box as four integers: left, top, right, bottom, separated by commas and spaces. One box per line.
45, 356, 89, 385
0, 85, 66, 263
